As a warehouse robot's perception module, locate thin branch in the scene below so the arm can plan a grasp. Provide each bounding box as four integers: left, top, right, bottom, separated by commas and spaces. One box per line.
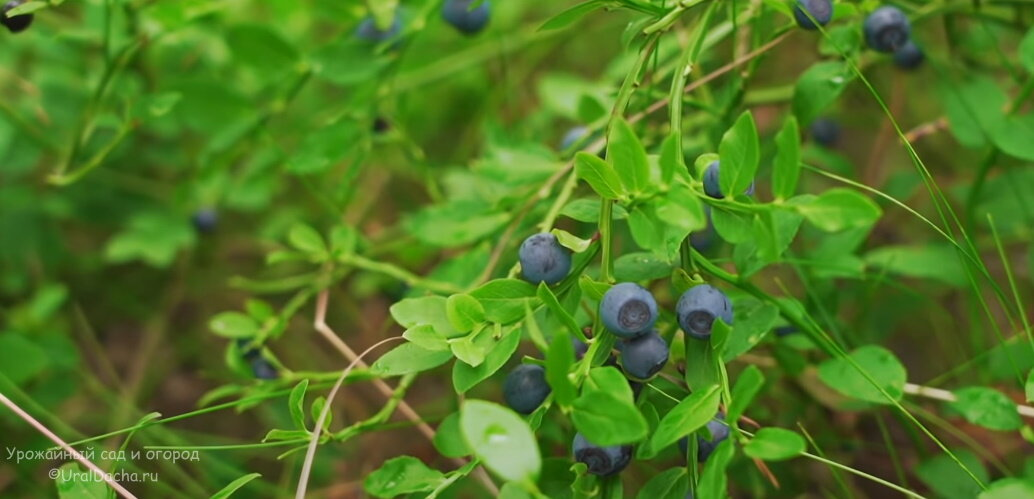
0, 391, 137, 498
296, 336, 402, 499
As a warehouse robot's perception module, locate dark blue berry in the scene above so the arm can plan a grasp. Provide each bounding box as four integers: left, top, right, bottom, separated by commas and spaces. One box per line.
1, 1, 33, 33
810, 117, 840, 147
600, 283, 658, 338
442, 0, 490, 35
893, 40, 924, 70
697, 417, 730, 461
619, 331, 669, 379
572, 433, 632, 476
356, 13, 402, 44
372, 116, 391, 133
676, 285, 733, 340
518, 233, 572, 285
250, 357, 279, 380
774, 325, 799, 337
192, 208, 218, 234
503, 364, 551, 414
703, 161, 754, 199
793, 0, 833, 30
864, 6, 910, 53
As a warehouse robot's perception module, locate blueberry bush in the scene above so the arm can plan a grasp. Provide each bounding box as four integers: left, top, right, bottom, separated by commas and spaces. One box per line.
2, 0, 1034, 498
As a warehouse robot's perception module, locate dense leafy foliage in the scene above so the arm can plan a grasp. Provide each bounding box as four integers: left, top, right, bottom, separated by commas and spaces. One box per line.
1, 0, 1034, 498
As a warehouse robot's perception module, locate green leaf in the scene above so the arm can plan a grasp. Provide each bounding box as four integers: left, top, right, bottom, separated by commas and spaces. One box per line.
446, 294, 486, 333
104, 211, 195, 268
979, 478, 1034, 499
371, 343, 454, 376
364, 456, 446, 498
539, 0, 605, 31
209, 473, 262, 499
560, 197, 629, 223
1020, 27, 1034, 73
722, 300, 779, 361
916, 449, 989, 499
718, 111, 760, 197
949, 387, 1023, 431
469, 279, 538, 324
772, 116, 801, 200
636, 468, 688, 499
614, 252, 673, 282
5, 1, 47, 16
710, 209, 754, 244
433, 413, 472, 458
643, 384, 721, 458
659, 133, 680, 186
403, 324, 449, 352
551, 228, 592, 253
628, 206, 662, 253
546, 330, 577, 408
607, 118, 650, 194
54, 463, 111, 499
287, 224, 327, 255
453, 328, 521, 393
572, 367, 649, 446
575, 152, 625, 200
728, 365, 765, 422
288, 379, 308, 431
390, 296, 460, 338
817, 345, 907, 404
209, 312, 260, 339
865, 245, 967, 287
536, 283, 583, 341
226, 24, 299, 77
793, 189, 881, 232
743, 428, 806, 461
450, 329, 493, 367
288, 118, 361, 174
406, 201, 509, 248
696, 439, 735, 499
461, 400, 542, 483
792, 61, 854, 125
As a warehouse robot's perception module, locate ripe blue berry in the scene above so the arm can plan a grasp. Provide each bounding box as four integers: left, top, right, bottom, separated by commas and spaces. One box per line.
356, 13, 402, 43
620, 330, 669, 379
676, 285, 733, 340
237, 340, 279, 380
503, 364, 551, 414
893, 40, 924, 70
703, 161, 754, 199
442, 0, 490, 35
600, 283, 658, 338
864, 6, 910, 53
677, 415, 730, 462
1, 0, 32, 33
373, 116, 391, 134
192, 208, 218, 234
697, 417, 730, 461
810, 117, 840, 147
793, 0, 833, 30
572, 433, 632, 476
775, 325, 799, 337
518, 233, 572, 285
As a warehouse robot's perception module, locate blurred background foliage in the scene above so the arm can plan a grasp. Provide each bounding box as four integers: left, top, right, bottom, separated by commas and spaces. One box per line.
1, 0, 1033, 497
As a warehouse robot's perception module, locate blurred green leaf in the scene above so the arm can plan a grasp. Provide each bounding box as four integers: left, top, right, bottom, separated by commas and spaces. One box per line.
226, 24, 299, 76
364, 456, 445, 498
0, 333, 49, 385
772, 116, 801, 200
54, 463, 111, 499
792, 62, 853, 126
288, 379, 308, 431
433, 413, 472, 458
636, 468, 687, 499
104, 211, 195, 268
864, 245, 966, 287
560, 198, 628, 223
817, 346, 906, 404
728, 365, 765, 422
209, 473, 262, 499
1021, 27, 1034, 73
209, 312, 260, 339
916, 449, 988, 499
949, 387, 1022, 431
287, 224, 326, 255
461, 400, 541, 483
607, 118, 650, 194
